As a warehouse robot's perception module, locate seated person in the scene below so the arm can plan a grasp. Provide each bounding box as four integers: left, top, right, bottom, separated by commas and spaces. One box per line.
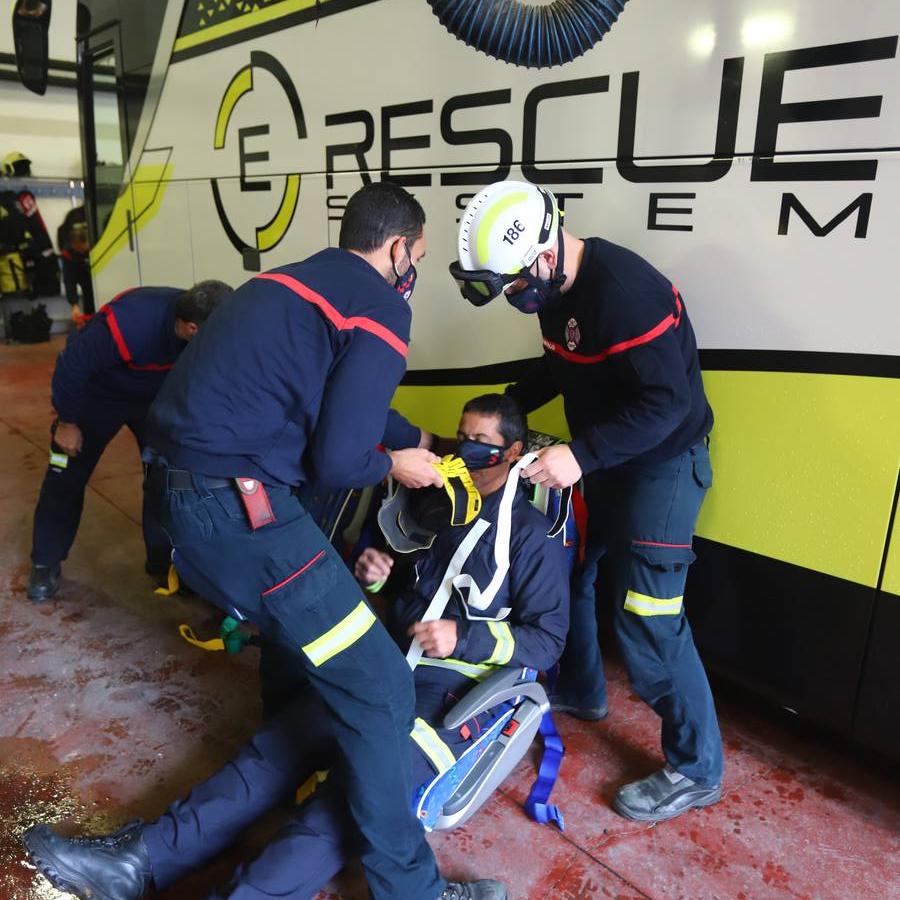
24, 393, 569, 900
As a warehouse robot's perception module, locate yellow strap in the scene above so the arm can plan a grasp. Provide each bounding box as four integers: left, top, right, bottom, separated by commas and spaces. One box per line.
432, 455, 482, 526
295, 769, 330, 805
154, 564, 180, 597
624, 589, 684, 617
484, 621, 515, 665
301, 601, 376, 667
410, 718, 456, 774
178, 623, 225, 652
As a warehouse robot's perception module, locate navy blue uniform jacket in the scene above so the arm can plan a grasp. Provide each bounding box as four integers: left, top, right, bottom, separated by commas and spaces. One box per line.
388, 484, 570, 724
147, 249, 410, 489
52, 286, 184, 423
507, 238, 713, 473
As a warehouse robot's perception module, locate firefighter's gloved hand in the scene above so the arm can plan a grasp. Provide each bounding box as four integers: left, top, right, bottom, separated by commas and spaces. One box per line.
389, 447, 443, 489
354, 547, 393, 586
54, 421, 83, 456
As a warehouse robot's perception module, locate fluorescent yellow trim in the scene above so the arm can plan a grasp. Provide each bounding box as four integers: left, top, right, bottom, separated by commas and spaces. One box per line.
410, 718, 456, 773
174, 0, 326, 53
301, 601, 376, 667
256, 174, 301, 251
215, 66, 253, 150
49, 452, 69, 469
624, 590, 683, 617
485, 621, 515, 665
417, 656, 495, 681
89, 162, 174, 276
698, 371, 900, 587
476, 191, 527, 267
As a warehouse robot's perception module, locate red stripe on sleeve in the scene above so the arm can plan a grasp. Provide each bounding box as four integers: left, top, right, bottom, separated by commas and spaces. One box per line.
256, 272, 409, 359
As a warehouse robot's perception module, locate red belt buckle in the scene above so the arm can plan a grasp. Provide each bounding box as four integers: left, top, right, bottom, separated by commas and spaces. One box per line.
235, 478, 276, 530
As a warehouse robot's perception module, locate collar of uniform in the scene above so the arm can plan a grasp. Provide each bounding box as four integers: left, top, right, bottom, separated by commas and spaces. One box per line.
475, 476, 528, 523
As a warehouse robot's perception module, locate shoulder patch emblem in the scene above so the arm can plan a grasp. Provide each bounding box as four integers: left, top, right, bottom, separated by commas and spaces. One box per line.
565, 317, 581, 351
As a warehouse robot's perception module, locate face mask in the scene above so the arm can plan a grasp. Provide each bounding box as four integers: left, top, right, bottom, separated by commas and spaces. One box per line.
395, 264, 416, 302
505, 228, 567, 315
456, 438, 505, 471
393, 243, 416, 301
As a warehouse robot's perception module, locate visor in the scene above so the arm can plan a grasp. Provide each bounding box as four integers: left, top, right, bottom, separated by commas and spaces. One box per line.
449, 260, 523, 307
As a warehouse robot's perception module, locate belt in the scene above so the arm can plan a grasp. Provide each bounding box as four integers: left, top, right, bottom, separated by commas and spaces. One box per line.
151, 466, 233, 491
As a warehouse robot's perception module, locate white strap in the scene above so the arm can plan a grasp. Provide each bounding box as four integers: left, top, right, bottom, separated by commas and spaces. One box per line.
460, 452, 536, 612
405, 453, 538, 670
406, 519, 491, 670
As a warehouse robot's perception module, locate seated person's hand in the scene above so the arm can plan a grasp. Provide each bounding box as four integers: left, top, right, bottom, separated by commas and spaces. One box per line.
354, 547, 393, 586
408, 619, 458, 658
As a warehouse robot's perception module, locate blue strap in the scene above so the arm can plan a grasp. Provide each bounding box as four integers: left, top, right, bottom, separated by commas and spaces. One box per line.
523, 665, 564, 830
524, 708, 565, 831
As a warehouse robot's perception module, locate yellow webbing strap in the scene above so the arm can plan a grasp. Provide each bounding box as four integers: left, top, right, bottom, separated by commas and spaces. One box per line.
154, 564, 180, 597
432, 455, 482, 526
178, 623, 225, 652
295, 769, 330, 805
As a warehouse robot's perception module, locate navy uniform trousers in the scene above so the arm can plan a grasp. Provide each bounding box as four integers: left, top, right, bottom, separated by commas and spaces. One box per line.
554, 441, 723, 787
31, 401, 170, 571
141, 687, 446, 899
147, 470, 444, 900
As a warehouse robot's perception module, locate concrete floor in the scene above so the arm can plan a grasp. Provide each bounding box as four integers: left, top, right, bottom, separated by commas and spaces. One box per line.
1, 336, 899, 900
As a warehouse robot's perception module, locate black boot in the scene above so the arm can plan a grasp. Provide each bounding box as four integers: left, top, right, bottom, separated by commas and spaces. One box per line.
27, 564, 60, 602
22, 821, 152, 900
440, 881, 508, 900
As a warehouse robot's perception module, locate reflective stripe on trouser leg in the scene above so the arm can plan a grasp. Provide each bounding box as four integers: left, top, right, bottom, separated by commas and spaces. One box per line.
624, 589, 683, 616
410, 718, 456, 774
302, 601, 376, 666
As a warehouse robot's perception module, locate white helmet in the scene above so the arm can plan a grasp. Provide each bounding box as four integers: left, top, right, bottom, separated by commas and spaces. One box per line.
450, 180, 563, 312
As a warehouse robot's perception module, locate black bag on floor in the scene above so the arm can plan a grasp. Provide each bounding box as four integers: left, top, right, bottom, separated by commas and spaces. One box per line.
9, 303, 52, 343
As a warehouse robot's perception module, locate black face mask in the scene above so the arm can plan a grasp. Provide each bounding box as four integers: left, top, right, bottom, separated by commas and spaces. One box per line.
505, 228, 567, 315
456, 438, 505, 471
393, 244, 416, 301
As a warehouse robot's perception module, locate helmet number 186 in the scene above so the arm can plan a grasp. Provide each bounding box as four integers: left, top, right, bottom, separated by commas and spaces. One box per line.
502, 219, 526, 245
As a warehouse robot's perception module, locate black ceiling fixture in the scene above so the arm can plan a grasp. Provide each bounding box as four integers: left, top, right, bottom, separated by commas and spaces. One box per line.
426, 0, 630, 68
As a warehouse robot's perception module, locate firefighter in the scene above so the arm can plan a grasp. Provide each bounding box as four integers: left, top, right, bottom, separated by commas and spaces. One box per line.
26, 281, 231, 601
141, 182, 504, 900
450, 180, 723, 823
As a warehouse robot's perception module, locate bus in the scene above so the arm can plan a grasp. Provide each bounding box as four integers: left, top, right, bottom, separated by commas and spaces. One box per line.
13, 0, 900, 758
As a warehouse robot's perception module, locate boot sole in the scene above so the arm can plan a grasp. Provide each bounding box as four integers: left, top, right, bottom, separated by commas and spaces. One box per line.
613, 785, 723, 822
22, 826, 116, 900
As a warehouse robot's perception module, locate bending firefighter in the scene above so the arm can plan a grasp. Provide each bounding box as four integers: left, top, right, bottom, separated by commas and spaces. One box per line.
26, 281, 231, 601
450, 180, 723, 822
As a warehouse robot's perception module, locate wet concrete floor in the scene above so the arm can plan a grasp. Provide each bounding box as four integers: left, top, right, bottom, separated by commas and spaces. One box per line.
1, 337, 898, 899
